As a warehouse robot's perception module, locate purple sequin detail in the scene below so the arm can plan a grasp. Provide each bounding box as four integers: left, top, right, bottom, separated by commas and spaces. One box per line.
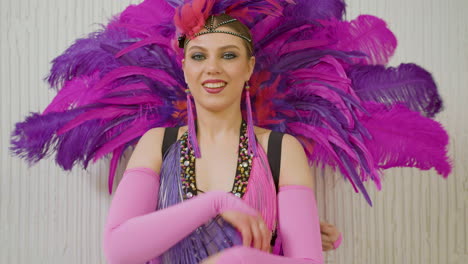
156, 141, 242, 263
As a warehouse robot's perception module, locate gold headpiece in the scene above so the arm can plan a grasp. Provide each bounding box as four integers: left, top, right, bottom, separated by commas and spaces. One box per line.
178, 15, 252, 48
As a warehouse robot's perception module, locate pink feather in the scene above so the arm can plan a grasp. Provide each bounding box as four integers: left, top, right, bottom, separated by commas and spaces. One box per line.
318, 15, 397, 65
97, 94, 163, 105
57, 107, 136, 134
93, 117, 153, 161
110, 0, 176, 38
95, 66, 178, 90
108, 146, 125, 194
115, 35, 172, 58
44, 72, 102, 114
360, 102, 451, 177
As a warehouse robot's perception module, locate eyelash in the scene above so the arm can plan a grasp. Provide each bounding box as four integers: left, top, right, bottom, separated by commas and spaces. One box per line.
191, 52, 237, 61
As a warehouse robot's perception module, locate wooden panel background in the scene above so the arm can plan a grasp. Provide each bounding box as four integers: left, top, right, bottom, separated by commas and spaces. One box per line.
1, 0, 466, 263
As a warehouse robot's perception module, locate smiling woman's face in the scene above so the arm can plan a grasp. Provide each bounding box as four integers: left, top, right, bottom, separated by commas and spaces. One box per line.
182, 27, 255, 113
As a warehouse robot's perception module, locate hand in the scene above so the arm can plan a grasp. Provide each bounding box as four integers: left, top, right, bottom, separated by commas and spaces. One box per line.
221, 210, 272, 252
320, 221, 341, 251
200, 252, 222, 264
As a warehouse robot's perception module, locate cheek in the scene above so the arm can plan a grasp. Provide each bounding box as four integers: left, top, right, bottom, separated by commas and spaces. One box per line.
228, 61, 251, 81
183, 64, 201, 86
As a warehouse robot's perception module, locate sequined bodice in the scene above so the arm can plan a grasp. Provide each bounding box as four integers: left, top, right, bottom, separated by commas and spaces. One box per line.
178, 121, 254, 200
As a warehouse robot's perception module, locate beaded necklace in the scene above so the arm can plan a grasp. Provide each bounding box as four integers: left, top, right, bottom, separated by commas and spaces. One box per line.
179, 120, 253, 200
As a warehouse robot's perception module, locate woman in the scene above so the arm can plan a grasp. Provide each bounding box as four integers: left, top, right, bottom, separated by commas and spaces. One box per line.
10, 0, 449, 263
103, 14, 336, 264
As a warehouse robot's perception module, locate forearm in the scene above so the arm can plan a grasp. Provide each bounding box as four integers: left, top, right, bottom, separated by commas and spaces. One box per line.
104, 192, 225, 263
278, 185, 323, 261
103, 168, 257, 264
213, 185, 323, 264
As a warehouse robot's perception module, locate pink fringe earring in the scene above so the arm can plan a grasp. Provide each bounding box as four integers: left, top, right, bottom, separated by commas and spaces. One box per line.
245, 82, 258, 156
186, 89, 201, 158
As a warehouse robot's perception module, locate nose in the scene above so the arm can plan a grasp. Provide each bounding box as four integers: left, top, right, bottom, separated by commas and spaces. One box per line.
205, 57, 222, 75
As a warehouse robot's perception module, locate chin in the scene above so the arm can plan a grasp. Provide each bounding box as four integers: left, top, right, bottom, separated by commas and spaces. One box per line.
200, 103, 231, 113
196, 98, 239, 113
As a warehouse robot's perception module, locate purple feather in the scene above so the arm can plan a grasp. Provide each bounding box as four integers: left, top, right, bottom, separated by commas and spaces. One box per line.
93, 117, 159, 161
10, 110, 84, 164
283, 0, 346, 21
348, 63, 443, 117
57, 107, 138, 135
56, 119, 112, 170
47, 30, 127, 88
10, 0, 451, 207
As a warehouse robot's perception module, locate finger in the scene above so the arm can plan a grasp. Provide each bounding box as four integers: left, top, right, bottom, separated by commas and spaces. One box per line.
322, 242, 333, 251
258, 221, 270, 252
250, 218, 262, 250
323, 240, 333, 251
331, 232, 340, 241
264, 230, 272, 252
321, 224, 334, 234
320, 222, 328, 232
321, 234, 333, 244
240, 225, 252, 248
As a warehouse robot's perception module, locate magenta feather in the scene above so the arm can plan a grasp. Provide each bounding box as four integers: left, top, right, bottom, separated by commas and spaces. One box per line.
44, 72, 102, 114
115, 36, 172, 58
245, 89, 258, 156
95, 66, 178, 90
10, 0, 451, 204
57, 107, 137, 135
110, 0, 176, 38
108, 146, 125, 194
186, 93, 201, 158
317, 15, 397, 65
360, 102, 451, 177
93, 117, 154, 161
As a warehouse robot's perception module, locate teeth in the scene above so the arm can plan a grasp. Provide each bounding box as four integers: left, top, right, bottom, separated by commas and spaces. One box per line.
203, 82, 226, 88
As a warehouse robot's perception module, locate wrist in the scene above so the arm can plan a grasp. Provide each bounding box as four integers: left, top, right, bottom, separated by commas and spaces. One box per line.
203, 191, 257, 216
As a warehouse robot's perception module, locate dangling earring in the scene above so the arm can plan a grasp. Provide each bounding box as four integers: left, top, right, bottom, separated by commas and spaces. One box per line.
186, 89, 201, 158
245, 82, 258, 156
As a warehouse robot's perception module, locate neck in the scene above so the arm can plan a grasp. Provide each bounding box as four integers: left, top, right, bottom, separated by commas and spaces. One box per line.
194, 103, 243, 142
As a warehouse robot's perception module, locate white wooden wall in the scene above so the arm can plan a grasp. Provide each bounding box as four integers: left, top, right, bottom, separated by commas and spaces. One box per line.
1, 0, 466, 263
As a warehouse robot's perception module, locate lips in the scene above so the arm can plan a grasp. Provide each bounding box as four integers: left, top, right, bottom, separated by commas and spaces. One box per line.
202, 79, 227, 94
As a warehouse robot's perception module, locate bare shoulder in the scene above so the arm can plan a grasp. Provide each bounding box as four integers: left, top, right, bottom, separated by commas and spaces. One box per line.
279, 134, 315, 189
253, 127, 314, 188
126, 127, 166, 173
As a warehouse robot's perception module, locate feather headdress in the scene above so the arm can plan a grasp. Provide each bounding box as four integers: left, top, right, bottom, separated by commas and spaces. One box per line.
11, 0, 451, 205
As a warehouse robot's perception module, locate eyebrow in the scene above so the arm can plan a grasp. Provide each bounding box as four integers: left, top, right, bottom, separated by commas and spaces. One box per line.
188, 45, 241, 52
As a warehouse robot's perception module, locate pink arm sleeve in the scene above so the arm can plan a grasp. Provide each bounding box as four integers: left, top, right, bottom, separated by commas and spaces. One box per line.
103, 167, 258, 264
215, 185, 323, 264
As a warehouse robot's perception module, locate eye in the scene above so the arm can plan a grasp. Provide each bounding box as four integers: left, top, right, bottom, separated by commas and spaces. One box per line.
191, 53, 205, 61
223, 52, 237, 59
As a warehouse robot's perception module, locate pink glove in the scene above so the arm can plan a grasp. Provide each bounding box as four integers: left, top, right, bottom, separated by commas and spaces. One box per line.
215, 185, 323, 264
278, 185, 323, 261
333, 233, 343, 249
103, 167, 257, 264
215, 246, 319, 264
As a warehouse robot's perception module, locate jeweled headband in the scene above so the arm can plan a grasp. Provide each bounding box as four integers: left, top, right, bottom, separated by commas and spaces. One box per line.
178, 15, 252, 48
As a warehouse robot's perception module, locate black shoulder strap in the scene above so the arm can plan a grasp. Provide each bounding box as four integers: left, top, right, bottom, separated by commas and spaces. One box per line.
162, 127, 180, 157
267, 131, 284, 193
